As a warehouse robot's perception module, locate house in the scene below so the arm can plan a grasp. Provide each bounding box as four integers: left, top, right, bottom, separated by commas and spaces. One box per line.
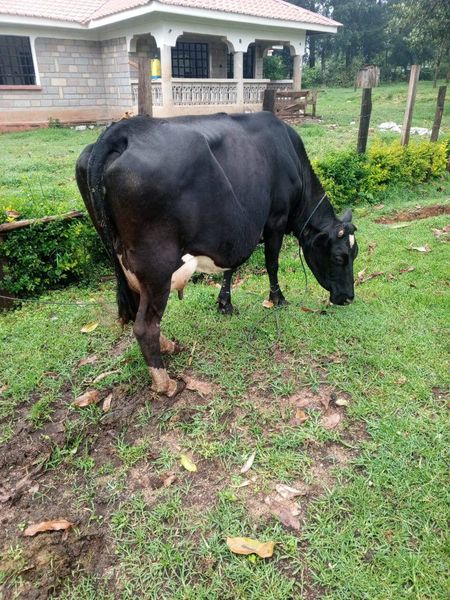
0, 0, 340, 129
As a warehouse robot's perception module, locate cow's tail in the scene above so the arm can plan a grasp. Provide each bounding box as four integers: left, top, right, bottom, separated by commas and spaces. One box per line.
87, 123, 139, 324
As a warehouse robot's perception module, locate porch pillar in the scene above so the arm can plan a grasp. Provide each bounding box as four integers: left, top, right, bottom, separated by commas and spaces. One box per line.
234, 51, 244, 110
160, 44, 174, 111
293, 54, 303, 91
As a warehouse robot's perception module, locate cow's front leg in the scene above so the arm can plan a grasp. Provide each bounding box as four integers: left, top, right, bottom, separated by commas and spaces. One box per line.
217, 269, 235, 315
264, 228, 287, 306
133, 287, 178, 397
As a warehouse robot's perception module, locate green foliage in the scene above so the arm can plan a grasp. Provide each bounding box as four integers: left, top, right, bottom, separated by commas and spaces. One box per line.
314, 138, 448, 208
263, 55, 290, 81
1, 217, 108, 296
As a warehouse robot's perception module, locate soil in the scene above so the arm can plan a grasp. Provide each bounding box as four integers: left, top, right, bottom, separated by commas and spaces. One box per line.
0, 353, 365, 599
375, 203, 450, 224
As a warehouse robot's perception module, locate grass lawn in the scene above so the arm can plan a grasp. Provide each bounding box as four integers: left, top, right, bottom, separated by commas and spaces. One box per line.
0, 81, 449, 598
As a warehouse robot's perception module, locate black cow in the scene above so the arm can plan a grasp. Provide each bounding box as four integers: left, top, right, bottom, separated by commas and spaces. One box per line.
76, 111, 358, 396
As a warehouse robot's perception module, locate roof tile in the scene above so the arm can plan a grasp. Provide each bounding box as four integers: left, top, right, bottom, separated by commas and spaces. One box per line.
0, 0, 340, 27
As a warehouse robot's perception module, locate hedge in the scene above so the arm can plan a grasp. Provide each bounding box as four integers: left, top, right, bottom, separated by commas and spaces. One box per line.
314, 138, 449, 209
0, 138, 448, 298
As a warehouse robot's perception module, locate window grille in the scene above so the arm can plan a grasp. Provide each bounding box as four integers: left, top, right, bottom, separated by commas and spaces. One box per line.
0, 35, 36, 85
171, 42, 209, 78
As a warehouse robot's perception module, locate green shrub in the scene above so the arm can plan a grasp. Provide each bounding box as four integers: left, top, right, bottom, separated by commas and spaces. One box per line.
314, 138, 448, 209
1, 217, 108, 296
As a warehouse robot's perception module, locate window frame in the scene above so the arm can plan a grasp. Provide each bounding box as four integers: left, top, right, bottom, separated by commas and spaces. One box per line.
171, 41, 209, 79
0, 35, 41, 89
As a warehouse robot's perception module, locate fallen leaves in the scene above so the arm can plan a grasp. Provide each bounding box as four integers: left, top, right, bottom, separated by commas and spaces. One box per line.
23, 519, 73, 537
73, 390, 100, 407
399, 266, 415, 274
92, 370, 119, 384
80, 322, 99, 334
226, 537, 275, 558
409, 244, 431, 253
275, 484, 307, 500
334, 398, 349, 407
432, 225, 450, 241
163, 473, 176, 487
322, 411, 341, 430
292, 409, 309, 425
182, 376, 212, 396
180, 454, 197, 472
102, 393, 113, 412
262, 299, 274, 309
356, 269, 385, 285
240, 452, 256, 474
77, 354, 98, 367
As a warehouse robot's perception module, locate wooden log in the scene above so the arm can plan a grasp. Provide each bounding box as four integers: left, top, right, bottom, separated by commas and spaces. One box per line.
357, 88, 372, 154
401, 64, 421, 147
263, 89, 276, 112
0, 210, 84, 233
356, 66, 380, 89
138, 56, 153, 117
430, 85, 447, 142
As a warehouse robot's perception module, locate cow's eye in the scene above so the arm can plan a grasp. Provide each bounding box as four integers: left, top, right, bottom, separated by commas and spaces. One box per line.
333, 255, 346, 266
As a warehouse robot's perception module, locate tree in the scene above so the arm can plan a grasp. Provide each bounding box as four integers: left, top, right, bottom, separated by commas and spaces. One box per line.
390, 0, 450, 85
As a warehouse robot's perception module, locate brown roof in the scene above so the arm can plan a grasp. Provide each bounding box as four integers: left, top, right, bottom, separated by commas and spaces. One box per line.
0, 0, 340, 27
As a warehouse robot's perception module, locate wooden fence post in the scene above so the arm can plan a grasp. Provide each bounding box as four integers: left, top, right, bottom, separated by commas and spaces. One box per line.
138, 57, 153, 117
430, 85, 447, 142
263, 89, 276, 112
355, 66, 379, 154
357, 88, 372, 154
401, 64, 420, 146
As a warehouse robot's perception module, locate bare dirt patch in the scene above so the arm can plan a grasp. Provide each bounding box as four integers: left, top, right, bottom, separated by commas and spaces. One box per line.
375, 204, 450, 224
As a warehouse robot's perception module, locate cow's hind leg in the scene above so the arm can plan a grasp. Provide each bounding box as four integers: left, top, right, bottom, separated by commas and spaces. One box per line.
133, 284, 178, 397
264, 228, 287, 306
217, 269, 235, 315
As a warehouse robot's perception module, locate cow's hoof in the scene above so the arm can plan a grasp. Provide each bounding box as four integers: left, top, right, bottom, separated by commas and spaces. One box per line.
150, 368, 178, 397
270, 294, 288, 307
218, 302, 234, 315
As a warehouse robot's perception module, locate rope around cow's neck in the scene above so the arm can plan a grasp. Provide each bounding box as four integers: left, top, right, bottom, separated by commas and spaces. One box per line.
297, 192, 327, 294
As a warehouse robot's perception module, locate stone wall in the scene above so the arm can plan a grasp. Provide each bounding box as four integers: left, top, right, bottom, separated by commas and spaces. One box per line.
0, 36, 132, 129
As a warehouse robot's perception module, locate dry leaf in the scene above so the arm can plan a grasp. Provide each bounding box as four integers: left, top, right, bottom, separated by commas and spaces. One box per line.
93, 370, 119, 384
409, 245, 431, 253
163, 473, 176, 487
275, 484, 307, 500
356, 271, 385, 285
180, 454, 197, 472
322, 411, 341, 430
385, 222, 411, 229
6, 209, 21, 219
399, 266, 415, 274
182, 376, 212, 396
0, 385, 8, 395
73, 390, 100, 407
275, 506, 301, 530
262, 299, 274, 309
293, 409, 308, 425
23, 519, 73, 537
368, 242, 377, 255
396, 376, 407, 385
80, 322, 99, 333
43, 371, 58, 378
77, 354, 98, 367
102, 393, 113, 412
240, 452, 256, 474
357, 268, 367, 283
335, 398, 349, 407
226, 537, 275, 558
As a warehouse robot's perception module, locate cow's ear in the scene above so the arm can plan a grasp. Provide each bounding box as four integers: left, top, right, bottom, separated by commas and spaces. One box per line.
341, 209, 353, 223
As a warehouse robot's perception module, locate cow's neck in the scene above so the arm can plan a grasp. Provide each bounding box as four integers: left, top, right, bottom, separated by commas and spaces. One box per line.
295, 189, 336, 244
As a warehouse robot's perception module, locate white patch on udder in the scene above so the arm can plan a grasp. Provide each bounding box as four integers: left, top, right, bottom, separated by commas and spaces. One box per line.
171, 253, 227, 292
118, 254, 141, 293
349, 235, 355, 249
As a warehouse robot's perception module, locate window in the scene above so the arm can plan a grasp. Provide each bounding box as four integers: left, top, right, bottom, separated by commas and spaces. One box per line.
172, 42, 209, 78
243, 45, 255, 79
0, 35, 36, 85
227, 52, 234, 79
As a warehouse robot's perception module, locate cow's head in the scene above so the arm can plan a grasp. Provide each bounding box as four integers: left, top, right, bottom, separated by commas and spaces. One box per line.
302, 209, 358, 305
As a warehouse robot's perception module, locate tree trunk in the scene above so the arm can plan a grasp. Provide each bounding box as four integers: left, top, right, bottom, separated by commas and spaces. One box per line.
309, 36, 316, 68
